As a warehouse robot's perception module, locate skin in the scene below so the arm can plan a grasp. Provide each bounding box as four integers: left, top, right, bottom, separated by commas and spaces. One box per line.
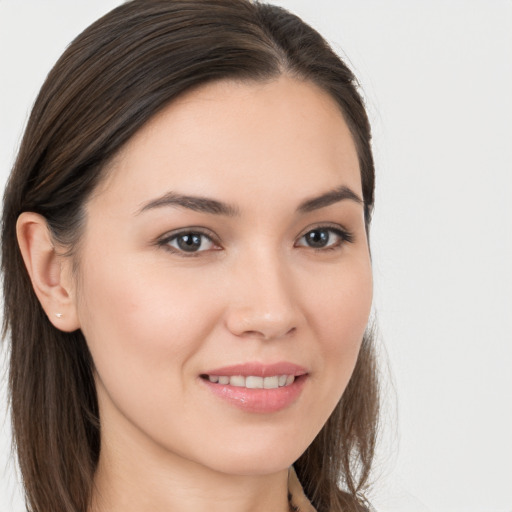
17, 75, 372, 512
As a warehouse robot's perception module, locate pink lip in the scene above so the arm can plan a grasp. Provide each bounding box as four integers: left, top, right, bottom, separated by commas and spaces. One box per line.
203, 361, 308, 377
200, 361, 308, 414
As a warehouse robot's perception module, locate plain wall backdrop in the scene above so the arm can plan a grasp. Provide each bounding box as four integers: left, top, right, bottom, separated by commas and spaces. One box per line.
1, 1, 511, 511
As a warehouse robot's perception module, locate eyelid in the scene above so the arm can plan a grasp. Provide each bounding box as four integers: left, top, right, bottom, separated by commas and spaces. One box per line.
297, 222, 353, 238
294, 223, 354, 248
156, 227, 222, 255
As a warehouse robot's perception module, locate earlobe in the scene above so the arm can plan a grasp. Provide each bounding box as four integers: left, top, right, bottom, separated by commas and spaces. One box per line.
16, 212, 81, 332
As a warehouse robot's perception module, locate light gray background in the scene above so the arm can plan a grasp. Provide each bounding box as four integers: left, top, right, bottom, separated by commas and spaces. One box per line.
1, 1, 511, 511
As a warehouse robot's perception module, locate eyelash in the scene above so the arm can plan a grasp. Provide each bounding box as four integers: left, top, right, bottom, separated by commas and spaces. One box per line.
157, 225, 354, 257
157, 228, 220, 257
295, 225, 354, 251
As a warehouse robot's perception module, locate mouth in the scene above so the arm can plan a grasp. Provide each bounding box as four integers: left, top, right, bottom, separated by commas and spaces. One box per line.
200, 374, 297, 389
199, 362, 308, 413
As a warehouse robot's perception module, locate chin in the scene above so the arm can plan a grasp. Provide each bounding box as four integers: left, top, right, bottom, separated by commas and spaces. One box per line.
187, 427, 313, 476
205, 452, 297, 477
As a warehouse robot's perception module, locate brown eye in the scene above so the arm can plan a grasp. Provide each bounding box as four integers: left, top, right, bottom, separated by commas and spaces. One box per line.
303, 229, 331, 248
296, 227, 353, 249
167, 232, 215, 253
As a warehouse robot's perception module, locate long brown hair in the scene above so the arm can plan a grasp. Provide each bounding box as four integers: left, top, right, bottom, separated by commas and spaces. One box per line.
1, 1, 378, 511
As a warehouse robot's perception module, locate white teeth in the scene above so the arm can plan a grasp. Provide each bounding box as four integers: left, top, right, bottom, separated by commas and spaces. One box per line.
230, 375, 245, 387
263, 376, 279, 389
246, 376, 263, 389
206, 374, 297, 388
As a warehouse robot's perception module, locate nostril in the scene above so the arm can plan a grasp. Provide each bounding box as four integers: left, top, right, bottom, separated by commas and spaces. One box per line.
225, 302, 301, 340
240, 326, 296, 340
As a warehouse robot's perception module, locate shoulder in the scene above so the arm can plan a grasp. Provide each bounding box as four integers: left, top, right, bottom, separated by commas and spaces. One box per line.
288, 466, 376, 512
288, 466, 317, 512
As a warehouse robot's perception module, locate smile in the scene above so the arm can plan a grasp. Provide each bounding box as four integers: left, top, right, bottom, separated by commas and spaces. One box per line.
204, 374, 296, 388
200, 362, 308, 413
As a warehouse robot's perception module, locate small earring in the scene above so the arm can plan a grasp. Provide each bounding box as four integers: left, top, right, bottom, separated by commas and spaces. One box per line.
55, 313, 63, 318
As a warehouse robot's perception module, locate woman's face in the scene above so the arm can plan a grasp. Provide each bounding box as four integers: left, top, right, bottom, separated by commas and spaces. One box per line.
72, 76, 372, 475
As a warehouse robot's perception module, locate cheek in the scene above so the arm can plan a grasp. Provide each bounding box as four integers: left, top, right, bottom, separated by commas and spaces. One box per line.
305, 256, 373, 397
311, 253, 372, 334
76, 256, 220, 401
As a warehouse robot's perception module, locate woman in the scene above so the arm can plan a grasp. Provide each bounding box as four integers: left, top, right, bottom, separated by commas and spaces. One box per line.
1, 1, 379, 511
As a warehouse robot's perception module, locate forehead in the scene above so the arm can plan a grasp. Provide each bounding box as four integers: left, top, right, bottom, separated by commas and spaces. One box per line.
92, 76, 361, 212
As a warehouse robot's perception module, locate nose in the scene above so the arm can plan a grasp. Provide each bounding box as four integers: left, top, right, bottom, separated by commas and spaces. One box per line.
224, 255, 302, 341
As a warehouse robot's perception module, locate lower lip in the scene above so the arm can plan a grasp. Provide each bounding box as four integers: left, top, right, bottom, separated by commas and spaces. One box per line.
201, 375, 307, 413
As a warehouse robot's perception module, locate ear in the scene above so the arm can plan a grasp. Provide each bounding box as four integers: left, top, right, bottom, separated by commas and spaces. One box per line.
16, 212, 81, 332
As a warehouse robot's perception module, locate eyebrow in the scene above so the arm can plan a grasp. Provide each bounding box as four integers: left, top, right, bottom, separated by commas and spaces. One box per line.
137, 185, 363, 217
297, 185, 363, 212
137, 191, 240, 216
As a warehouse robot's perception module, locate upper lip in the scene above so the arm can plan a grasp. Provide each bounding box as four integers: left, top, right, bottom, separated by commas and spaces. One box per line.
202, 361, 308, 377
